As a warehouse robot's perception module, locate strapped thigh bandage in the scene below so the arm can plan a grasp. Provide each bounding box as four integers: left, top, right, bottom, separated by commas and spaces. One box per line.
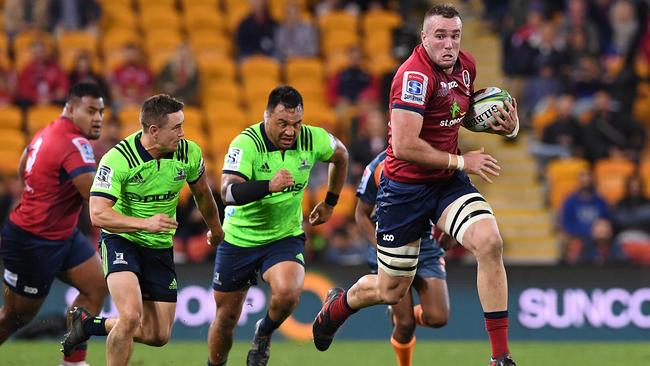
444, 193, 495, 244
376, 243, 420, 277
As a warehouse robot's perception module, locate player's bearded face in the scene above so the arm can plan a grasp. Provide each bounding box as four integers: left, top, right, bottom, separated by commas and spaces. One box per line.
422, 15, 462, 71
265, 104, 303, 150
73, 96, 104, 140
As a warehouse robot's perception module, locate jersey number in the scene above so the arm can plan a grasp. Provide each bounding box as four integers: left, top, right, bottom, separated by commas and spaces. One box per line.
25, 137, 43, 174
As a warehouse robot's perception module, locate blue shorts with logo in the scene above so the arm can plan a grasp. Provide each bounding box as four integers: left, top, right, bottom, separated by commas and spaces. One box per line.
100, 233, 177, 302
376, 171, 479, 248
0, 220, 96, 299
212, 234, 306, 292
368, 238, 446, 280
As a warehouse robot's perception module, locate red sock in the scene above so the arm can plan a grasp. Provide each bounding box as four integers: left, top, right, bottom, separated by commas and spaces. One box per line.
484, 311, 509, 358
63, 342, 87, 363
329, 291, 356, 322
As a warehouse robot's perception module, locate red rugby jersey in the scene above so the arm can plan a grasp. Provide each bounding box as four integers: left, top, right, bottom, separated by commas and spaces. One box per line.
385, 44, 476, 183
10, 117, 97, 240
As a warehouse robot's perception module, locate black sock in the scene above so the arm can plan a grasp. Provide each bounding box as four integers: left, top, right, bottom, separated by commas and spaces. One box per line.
207, 360, 226, 366
258, 312, 282, 336
83, 316, 108, 336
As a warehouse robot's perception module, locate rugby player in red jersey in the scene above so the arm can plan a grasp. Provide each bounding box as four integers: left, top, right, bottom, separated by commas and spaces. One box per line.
0, 83, 107, 366
312, 5, 519, 365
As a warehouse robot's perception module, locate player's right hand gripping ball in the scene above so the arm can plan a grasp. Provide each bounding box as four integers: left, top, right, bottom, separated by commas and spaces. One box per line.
462, 87, 512, 133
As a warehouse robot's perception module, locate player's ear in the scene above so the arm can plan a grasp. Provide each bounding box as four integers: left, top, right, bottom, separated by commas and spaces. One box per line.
263, 110, 269, 123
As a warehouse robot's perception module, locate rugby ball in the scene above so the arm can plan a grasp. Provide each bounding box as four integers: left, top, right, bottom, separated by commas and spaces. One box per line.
462, 87, 513, 132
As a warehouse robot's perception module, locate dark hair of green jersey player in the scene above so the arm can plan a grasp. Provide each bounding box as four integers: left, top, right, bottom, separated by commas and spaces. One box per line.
207, 86, 349, 366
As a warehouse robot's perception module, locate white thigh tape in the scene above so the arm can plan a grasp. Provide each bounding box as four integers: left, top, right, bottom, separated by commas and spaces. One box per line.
376, 243, 420, 277
444, 193, 495, 244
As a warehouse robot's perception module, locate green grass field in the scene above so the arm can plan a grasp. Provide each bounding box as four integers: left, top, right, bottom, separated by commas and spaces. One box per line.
2, 340, 650, 365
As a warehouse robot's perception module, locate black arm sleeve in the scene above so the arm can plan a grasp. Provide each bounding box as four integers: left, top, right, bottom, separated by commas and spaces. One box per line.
229, 180, 271, 205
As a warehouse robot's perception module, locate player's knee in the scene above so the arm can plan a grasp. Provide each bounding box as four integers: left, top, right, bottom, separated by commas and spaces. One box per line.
272, 286, 301, 310
379, 287, 408, 305
215, 308, 240, 329
118, 311, 142, 333
468, 231, 503, 260
147, 330, 171, 347
422, 311, 448, 328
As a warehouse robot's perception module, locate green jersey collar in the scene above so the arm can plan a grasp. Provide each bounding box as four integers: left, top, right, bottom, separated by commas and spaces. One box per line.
135, 131, 174, 162
259, 122, 298, 152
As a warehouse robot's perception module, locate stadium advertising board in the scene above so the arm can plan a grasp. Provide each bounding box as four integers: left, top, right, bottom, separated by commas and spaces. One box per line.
3, 265, 650, 341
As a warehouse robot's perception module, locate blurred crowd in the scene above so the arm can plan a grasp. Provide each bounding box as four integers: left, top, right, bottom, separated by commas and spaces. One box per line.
492, 0, 650, 265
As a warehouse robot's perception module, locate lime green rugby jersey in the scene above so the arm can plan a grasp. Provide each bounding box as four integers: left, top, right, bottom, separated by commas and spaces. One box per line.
223, 122, 336, 247
90, 131, 205, 249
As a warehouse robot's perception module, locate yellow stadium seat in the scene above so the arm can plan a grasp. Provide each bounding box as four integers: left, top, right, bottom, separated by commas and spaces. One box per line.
224, 0, 251, 31
0, 36, 10, 69
289, 80, 326, 105
321, 30, 359, 55
184, 7, 227, 33
303, 106, 337, 131
546, 158, 589, 184
594, 158, 635, 204
140, 6, 181, 32
137, 0, 176, 8
188, 31, 232, 57
365, 53, 397, 77
362, 30, 392, 56
209, 124, 244, 155
197, 52, 237, 82
362, 9, 401, 35
180, 0, 218, 10
27, 105, 61, 134
326, 52, 350, 75
550, 179, 580, 210
14, 31, 55, 57
0, 129, 26, 153
315, 183, 357, 218
243, 79, 279, 104
240, 56, 280, 82
182, 106, 205, 133
269, 0, 309, 22
118, 105, 142, 136
101, 5, 137, 30
101, 30, 140, 56
204, 105, 248, 130
318, 11, 358, 34
202, 80, 242, 105
532, 105, 559, 139
0, 151, 21, 176
285, 57, 324, 84
58, 31, 98, 57
0, 106, 24, 130
143, 29, 183, 54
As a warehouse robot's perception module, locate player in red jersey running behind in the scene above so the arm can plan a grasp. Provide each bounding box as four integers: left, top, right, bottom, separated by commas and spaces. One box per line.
312, 5, 519, 366
0, 83, 107, 366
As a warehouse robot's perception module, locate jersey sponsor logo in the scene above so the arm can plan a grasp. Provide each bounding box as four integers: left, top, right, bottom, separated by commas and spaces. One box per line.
282, 181, 307, 194
382, 234, 395, 242
174, 168, 186, 181
113, 252, 128, 265
299, 159, 310, 171
401, 71, 428, 105
4, 269, 17, 287
94, 165, 113, 189
169, 278, 177, 290
357, 167, 372, 194
213, 272, 222, 285
124, 191, 178, 203
23, 286, 38, 295
258, 162, 271, 173
72, 137, 96, 164
295, 253, 305, 264
440, 100, 466, 127
224, 147, 243, 171
462, 69, 471, 87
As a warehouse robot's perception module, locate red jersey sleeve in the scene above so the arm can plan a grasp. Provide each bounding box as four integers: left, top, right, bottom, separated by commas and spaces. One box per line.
390, 65, 436, 116
62, 136, 97, 179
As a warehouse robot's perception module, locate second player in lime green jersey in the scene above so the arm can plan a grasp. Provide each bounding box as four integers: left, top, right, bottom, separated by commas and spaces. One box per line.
207, 86, 349, 366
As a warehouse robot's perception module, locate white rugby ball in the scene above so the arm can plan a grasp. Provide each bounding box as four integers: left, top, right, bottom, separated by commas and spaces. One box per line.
462, 87, 512, 132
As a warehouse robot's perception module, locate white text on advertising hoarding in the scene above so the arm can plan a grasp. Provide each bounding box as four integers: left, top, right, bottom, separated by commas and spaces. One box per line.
518, 288, 650, 329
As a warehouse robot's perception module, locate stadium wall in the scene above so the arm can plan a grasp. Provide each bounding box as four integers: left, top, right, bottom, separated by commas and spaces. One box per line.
2, 264, 650, 341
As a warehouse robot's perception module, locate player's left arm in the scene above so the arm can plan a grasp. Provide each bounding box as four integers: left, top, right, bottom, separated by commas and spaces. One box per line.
490, 98, 519, 139
186, 141, 224, 246
188, 173, 224, 246
309, 132, 349, 226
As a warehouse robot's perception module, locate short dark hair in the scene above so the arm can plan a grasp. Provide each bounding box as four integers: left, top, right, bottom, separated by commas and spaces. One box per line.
140, 94, 184, 129
266, 85, 303, 112
425, 4, 461, 20
67, 82, 103, 102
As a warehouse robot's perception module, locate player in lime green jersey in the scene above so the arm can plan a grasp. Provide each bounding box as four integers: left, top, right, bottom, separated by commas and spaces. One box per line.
206, 86, 349, 366
61, 94, 224, 366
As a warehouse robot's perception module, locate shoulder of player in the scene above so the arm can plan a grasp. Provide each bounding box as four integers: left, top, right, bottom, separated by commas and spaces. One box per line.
298, 124, 330, 151
233, 124, 267, 153
104, 138, 140, 169
458, 50, 477, 70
